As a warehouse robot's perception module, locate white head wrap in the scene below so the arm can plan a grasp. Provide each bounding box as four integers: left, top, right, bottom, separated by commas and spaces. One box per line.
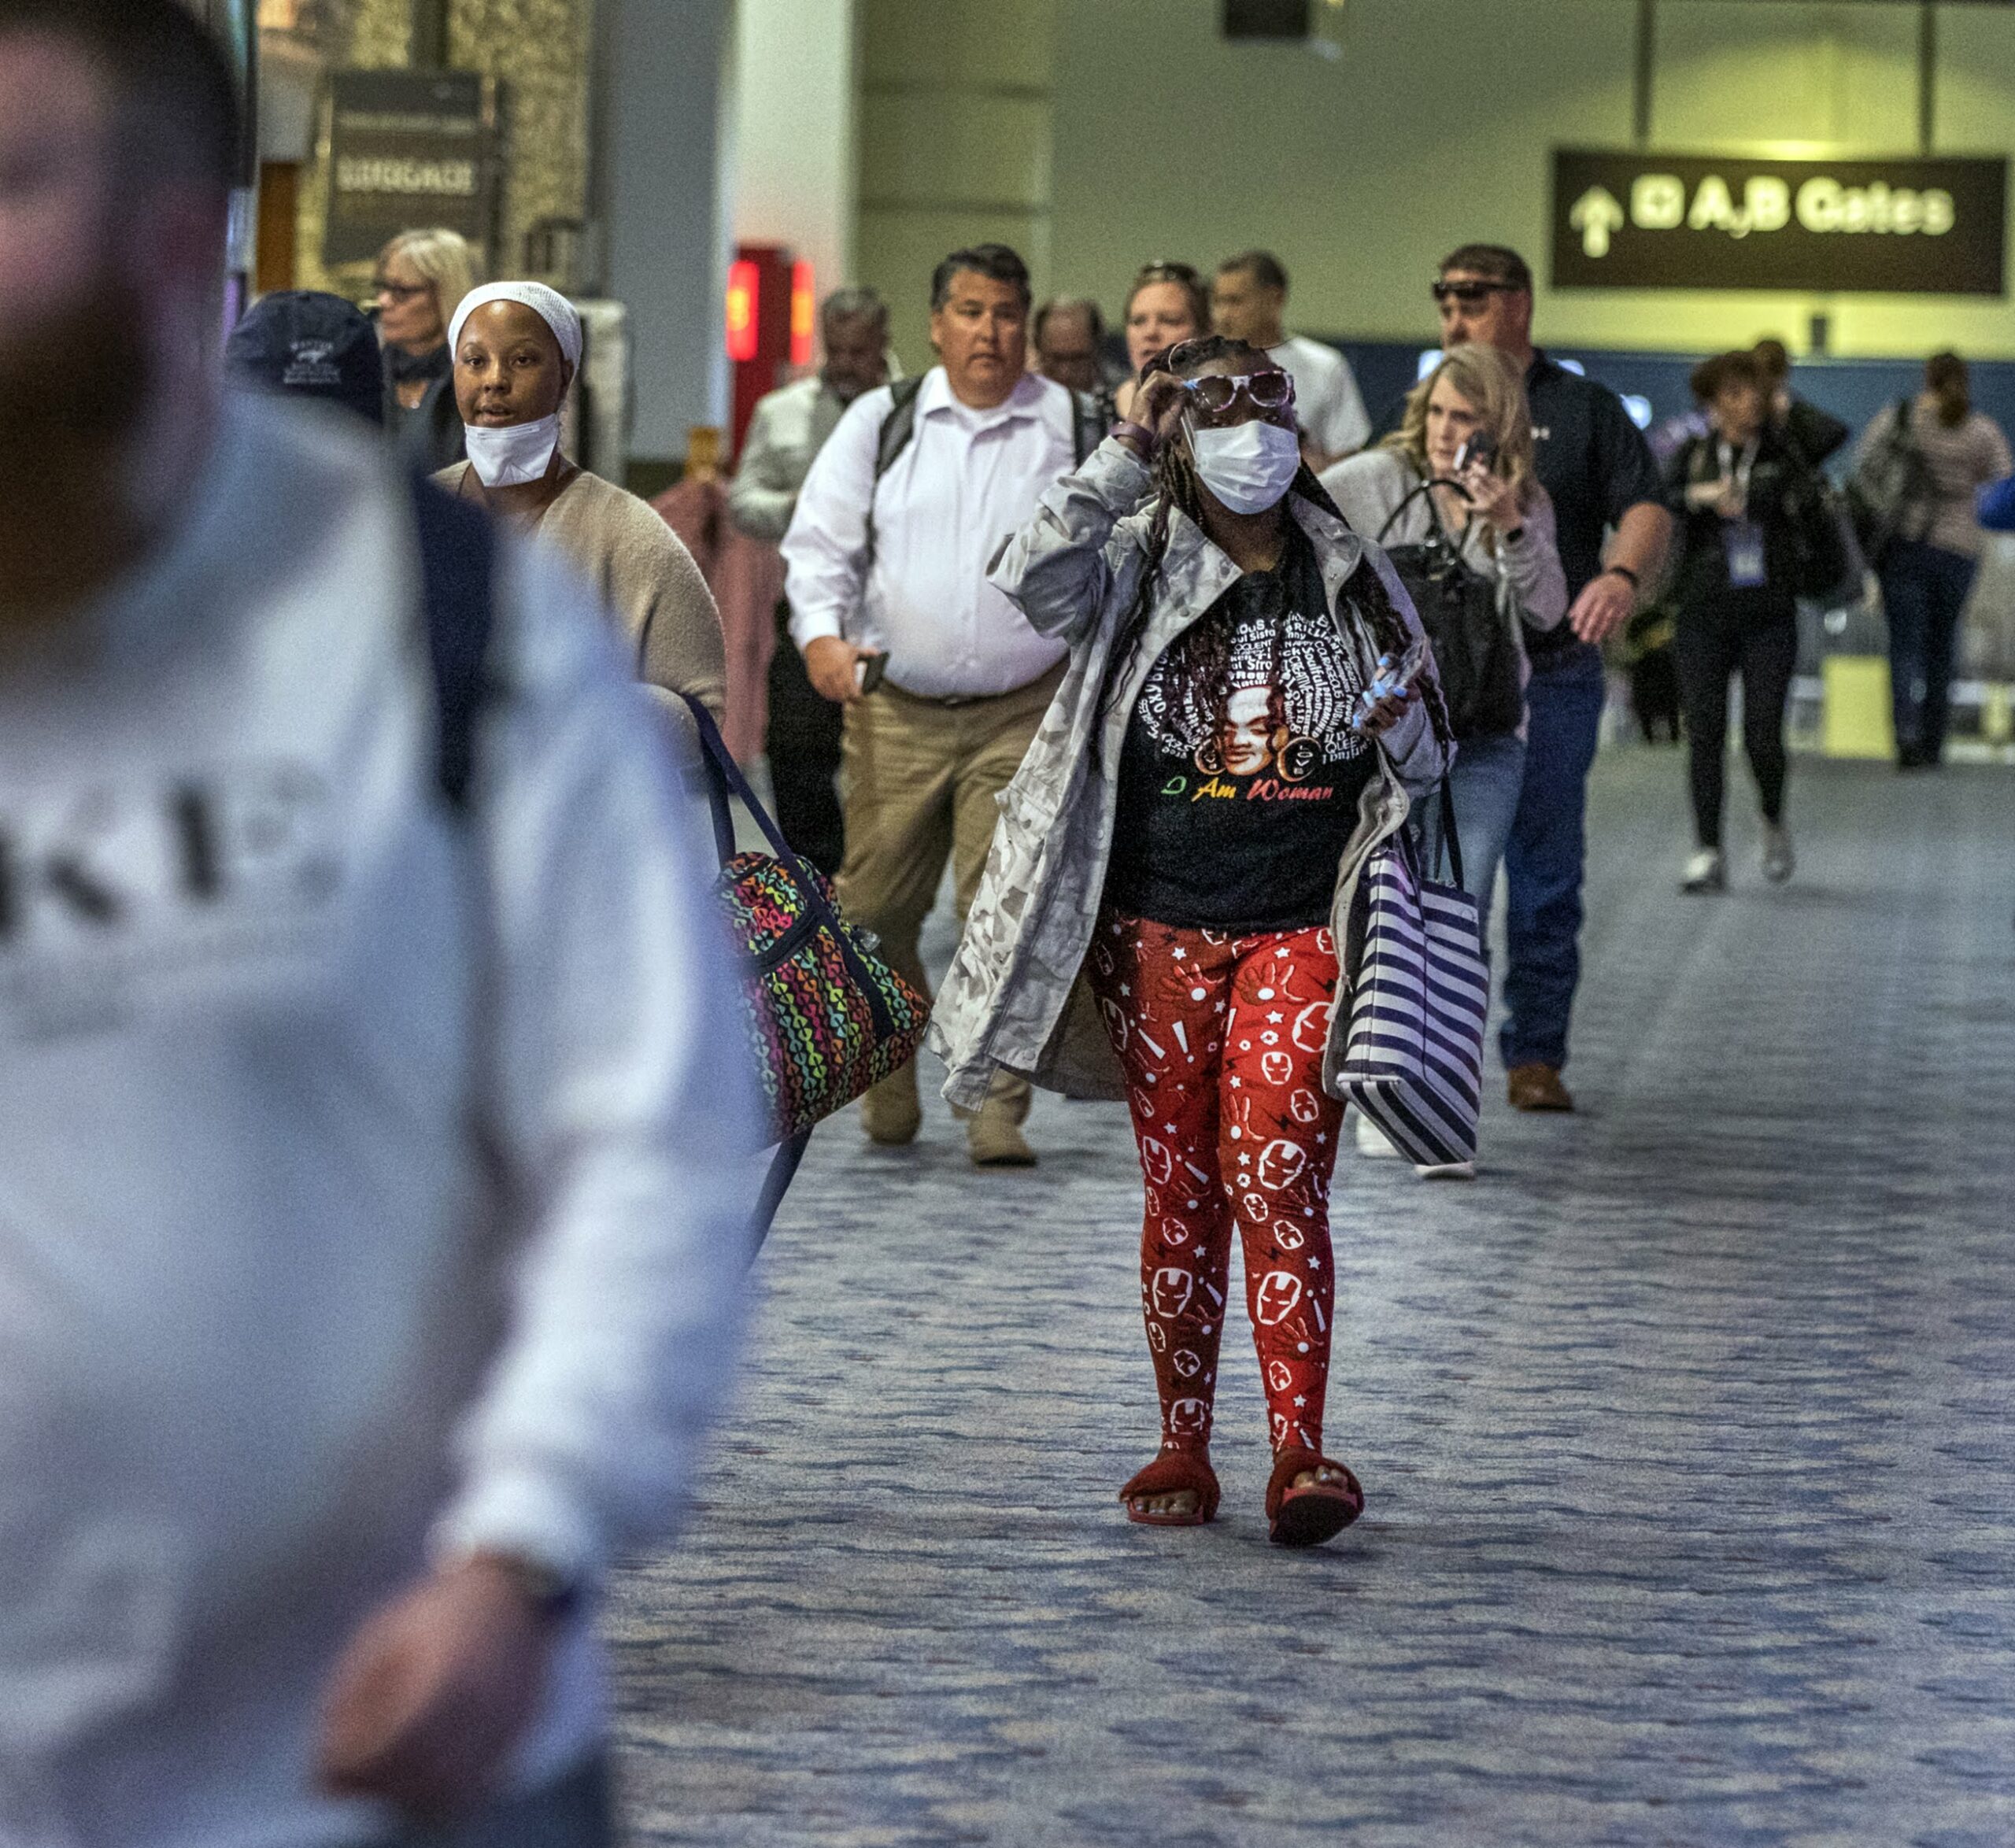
448, 281, 583, 371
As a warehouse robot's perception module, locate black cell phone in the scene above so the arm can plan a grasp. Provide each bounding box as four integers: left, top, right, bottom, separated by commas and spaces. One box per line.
1454, 431, 1498, 474
856, 652, 889, 695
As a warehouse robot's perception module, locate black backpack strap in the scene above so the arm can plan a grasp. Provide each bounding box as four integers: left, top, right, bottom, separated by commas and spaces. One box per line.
861, 375, 927, 575
873, 375, 927, 479
409, 474, 497, 814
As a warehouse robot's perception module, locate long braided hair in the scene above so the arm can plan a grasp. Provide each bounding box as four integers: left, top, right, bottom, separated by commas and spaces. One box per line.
1097, 337, 1454, 754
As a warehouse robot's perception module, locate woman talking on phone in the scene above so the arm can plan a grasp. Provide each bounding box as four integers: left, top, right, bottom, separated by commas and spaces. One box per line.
1324, 345, 1565, 918
1325, 346, 1563, 1171
930, 337, 1451, 1547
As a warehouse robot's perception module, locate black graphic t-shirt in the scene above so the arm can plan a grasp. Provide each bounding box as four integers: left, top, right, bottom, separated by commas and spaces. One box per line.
1105, 525, 1377, 933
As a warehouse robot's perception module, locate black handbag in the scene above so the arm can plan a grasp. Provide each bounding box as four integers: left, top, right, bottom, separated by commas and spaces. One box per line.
1845, 395, 1936, 564
1378, 497, 1524, 741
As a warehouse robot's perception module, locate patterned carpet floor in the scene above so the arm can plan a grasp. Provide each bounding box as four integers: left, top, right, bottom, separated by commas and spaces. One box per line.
606, 749, 2015, 1846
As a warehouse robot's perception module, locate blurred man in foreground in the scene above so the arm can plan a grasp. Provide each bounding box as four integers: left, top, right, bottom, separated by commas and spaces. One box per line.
0, 2, 755, 1841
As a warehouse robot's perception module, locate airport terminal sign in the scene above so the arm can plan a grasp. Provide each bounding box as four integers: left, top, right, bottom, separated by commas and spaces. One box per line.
324, 71, 498, 266
1551, 149, 2006, 295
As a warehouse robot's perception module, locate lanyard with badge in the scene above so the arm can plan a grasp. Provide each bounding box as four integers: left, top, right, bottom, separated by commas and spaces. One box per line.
1716, 436, 1766, 588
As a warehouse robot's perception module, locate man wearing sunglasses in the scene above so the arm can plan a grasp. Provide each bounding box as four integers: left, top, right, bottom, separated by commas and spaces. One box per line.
1432, 243, 1670, 1116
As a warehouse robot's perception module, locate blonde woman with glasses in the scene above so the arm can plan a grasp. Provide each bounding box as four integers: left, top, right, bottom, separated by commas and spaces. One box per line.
373, 227, 479, 471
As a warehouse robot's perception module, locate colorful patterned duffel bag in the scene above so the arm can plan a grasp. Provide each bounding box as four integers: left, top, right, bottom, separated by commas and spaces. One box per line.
678, 695, 930, 1148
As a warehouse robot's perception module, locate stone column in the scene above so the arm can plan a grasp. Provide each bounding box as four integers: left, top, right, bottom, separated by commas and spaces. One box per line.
291, 0, 594, 296
855, 0, 1058, 368
595, 0, 735, 465
734, 0, 860, 320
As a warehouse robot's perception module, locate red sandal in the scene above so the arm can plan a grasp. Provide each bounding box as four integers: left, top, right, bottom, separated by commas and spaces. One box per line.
1119, 1450, 1221, 1527
1266, 1446, 1364, 1547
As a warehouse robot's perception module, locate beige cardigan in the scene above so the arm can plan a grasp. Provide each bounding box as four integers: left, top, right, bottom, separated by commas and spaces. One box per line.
436, 463, 728, 730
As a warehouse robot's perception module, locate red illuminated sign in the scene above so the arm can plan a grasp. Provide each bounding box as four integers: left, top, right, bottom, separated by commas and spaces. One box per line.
789, 261, 815, 368
726, 258, 759, 362
727, 243, 796, 461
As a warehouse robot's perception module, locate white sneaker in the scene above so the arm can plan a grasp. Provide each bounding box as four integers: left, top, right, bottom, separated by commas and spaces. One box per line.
1414, 1160, 1477, 1181
1761, 822, 1794, 885
1680, 848, 1726, 894
1354, 1112, 1403, 1159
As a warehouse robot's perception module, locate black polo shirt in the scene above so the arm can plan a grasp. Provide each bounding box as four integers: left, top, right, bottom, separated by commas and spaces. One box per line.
1524, 350, 1665, 665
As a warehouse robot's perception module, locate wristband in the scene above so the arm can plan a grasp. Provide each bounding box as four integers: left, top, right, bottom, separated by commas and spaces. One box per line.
1110, 420, 1155, 457
1605, 564, 1641, 590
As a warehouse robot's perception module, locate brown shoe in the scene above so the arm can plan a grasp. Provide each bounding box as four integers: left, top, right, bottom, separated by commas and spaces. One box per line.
860, 1066, 921, 1145
967, 1092, 1037, 1167
1507, 1063, 1574, 1113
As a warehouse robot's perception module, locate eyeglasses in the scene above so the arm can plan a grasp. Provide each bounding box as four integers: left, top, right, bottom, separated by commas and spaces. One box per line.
1135, 261, 1202, 285
372, 276, 431, 301
1177, 370, 1295, 416
1431, 278, 1522, 306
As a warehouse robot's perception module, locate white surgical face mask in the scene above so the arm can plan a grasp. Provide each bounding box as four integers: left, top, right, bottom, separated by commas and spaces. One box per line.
463, 413, 561, 486
1187, 416, 1300, 515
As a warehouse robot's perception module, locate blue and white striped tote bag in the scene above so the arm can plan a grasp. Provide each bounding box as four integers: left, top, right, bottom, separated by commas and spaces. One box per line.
1336, 816, 1488, 1166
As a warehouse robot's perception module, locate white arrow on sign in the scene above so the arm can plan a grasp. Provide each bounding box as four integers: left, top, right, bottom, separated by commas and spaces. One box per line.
1570, 185, 1625, 258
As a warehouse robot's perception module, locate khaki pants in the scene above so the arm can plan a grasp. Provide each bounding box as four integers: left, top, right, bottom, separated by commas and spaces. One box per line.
837, 665, 1062, 1118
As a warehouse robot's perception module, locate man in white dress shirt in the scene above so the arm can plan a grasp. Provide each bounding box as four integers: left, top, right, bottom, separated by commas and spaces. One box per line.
782, 243, 1078, 1168
1211, 249, 1370, 469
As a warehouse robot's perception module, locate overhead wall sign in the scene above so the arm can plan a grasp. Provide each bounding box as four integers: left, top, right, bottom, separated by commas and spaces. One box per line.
324, 70, 501, 267
1551, 149, 2006, 294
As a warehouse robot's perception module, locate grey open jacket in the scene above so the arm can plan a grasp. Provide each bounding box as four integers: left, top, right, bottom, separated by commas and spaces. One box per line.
930, 436, 1453, 1112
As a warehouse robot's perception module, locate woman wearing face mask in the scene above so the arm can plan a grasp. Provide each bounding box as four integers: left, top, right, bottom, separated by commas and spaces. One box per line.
374, 228, 476, 473
436, 282, 727, 728
1663, 349, 1820, 893
931, 336, 1452, 1547
1111, 263, 1211, 425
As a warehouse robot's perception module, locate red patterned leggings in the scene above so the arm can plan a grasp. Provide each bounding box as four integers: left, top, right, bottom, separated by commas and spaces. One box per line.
1088, 911, 1345, 1458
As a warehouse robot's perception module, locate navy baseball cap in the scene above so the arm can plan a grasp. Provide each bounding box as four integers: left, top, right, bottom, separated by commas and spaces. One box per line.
224, 291, 383, 426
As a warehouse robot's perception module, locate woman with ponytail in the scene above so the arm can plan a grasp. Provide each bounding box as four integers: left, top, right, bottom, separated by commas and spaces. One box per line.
1860, 349, 2013, 767
930, 337, 1451, 1547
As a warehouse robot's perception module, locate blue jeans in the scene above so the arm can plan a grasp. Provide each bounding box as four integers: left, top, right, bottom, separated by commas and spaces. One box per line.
1429, 731, 1526, 923
1880, 539, 1978, 763
1499, 645, 1606, 1073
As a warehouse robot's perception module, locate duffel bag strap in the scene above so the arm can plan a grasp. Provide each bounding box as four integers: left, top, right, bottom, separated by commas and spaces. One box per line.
675, 691, 812, 876
674, 692, 902, 1044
